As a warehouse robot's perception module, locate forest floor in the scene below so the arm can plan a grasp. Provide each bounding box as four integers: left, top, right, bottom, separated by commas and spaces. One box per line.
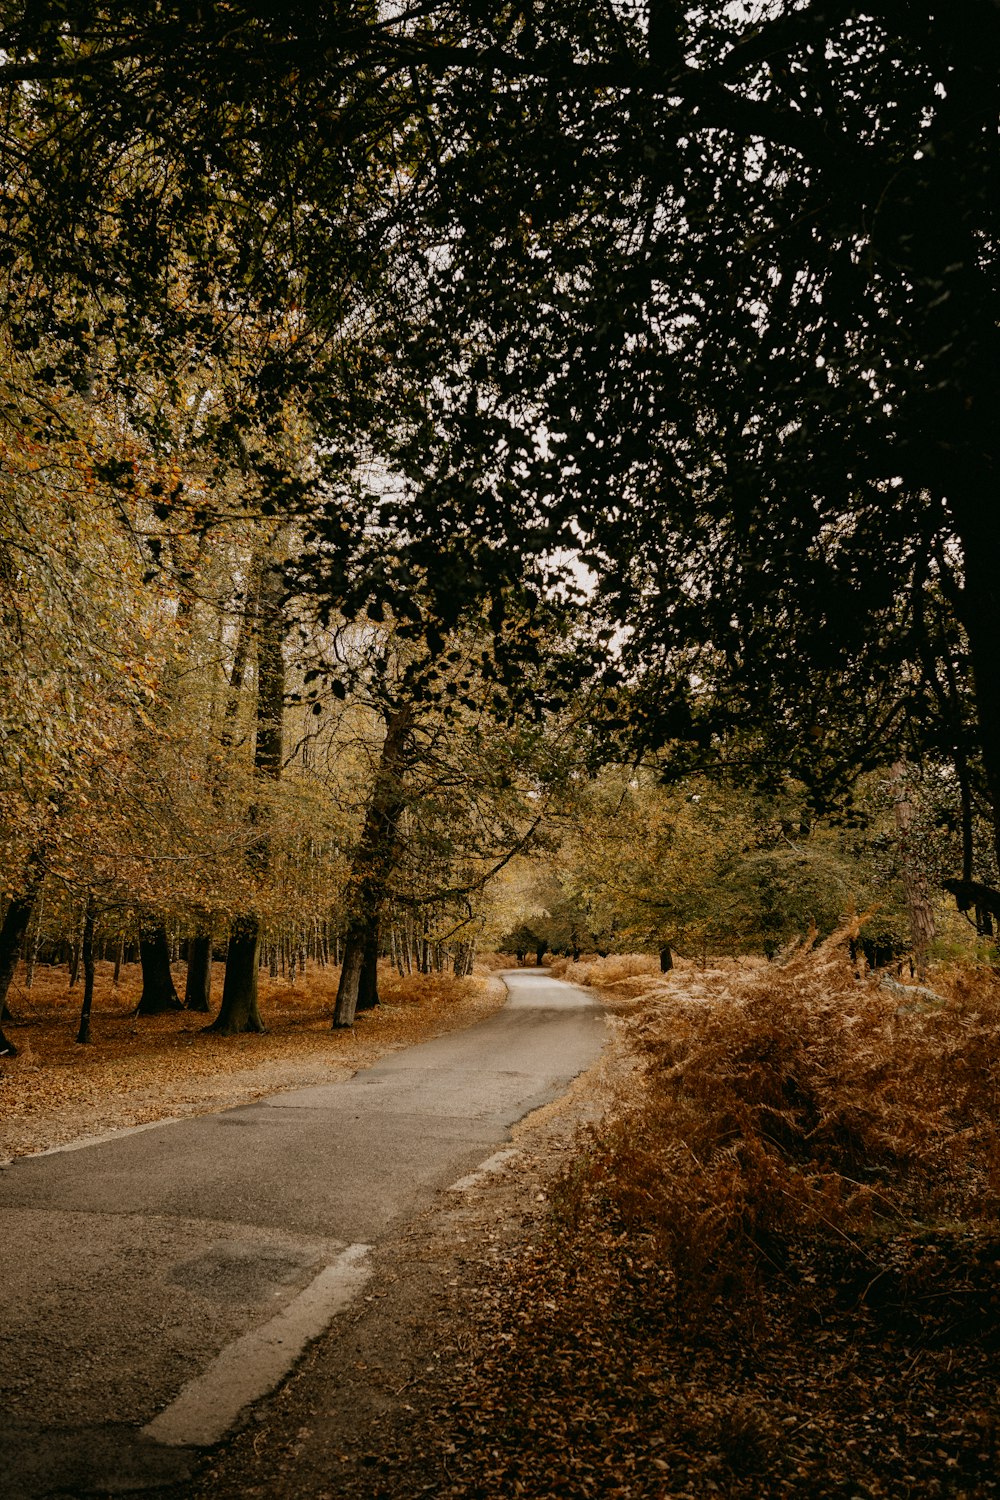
0, 961, 508, 1161
377, 947, 1000, 1500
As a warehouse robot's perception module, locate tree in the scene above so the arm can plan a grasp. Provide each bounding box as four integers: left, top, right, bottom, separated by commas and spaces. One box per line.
3, 2, 995, 900
332, 702, 413, 1027
488, 6, 996, 868
320, 601, 585, 1024
209, 529, 289, 1035
539, 766, 929, 966
295, 2, 999, 885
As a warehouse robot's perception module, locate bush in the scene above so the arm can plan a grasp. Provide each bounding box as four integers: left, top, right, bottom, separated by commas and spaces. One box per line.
556, 928, 1000, 1315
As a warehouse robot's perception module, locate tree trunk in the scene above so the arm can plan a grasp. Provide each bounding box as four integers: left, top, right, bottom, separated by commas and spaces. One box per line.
25, 892, 44, 990
112, 931, 124, 987
330, 703, 412, 1029
209, 917, 265, 1035
403, 914, 414, 975
333, 928, 366, 1028
951, 499, 1000, 871
390, 924, 404, 977
0, 895, 33, 1055
0, 858, 46, 1055
218, 551, 263, 760
68, 911, 83, 989
660, 944, 674, 973
184, 931, 213, 1012
136, 923, 183, 1014
76, 894, 96, 1044
215, 533, 285, 1035
356, 927, 381, 1012
455, 940, 476, 977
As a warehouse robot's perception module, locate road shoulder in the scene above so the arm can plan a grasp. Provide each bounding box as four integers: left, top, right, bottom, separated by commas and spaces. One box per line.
173, 1057, 613, 1499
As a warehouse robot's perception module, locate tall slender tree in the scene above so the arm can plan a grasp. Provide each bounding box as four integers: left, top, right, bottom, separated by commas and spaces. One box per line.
210, 529, 288, 1035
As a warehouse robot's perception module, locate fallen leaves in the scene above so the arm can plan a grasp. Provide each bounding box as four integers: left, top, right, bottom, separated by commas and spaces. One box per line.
337, 945, 1000, 1499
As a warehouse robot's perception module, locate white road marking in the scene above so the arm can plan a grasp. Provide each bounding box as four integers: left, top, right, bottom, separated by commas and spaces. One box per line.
0, 1116, 183, 1167
142, 1242, 372, 1448
447, 1148, 520, 1193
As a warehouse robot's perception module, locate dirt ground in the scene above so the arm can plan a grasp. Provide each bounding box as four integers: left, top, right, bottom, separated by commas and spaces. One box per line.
0, 959, 509, 1161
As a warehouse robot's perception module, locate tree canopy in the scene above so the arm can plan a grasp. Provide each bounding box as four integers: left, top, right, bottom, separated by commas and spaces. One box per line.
1, 1, 997, 1009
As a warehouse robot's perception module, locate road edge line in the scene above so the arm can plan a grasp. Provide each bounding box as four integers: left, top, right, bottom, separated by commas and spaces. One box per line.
447, 1148, 520, 1192
141, 1242, 372, 1448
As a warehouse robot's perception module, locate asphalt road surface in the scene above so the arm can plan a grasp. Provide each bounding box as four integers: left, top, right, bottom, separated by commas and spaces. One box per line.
0, 970, 605, 1498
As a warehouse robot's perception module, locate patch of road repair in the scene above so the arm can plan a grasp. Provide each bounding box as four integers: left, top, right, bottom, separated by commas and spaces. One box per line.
143, 1243, 373, 1448
447, 1146, 520, 1192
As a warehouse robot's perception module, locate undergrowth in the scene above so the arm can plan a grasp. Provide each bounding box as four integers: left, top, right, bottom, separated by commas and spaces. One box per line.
556, 931, 1000, 1320
349, 935, 1000, 1499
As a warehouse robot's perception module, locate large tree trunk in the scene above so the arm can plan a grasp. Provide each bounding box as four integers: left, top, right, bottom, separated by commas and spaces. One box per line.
184, 930, 213, 1012
356, 926, 381, 1012
0, 894, 34, 1056
213, 535, 285, 1035
0, 858, 46, 1057
209, 918, 265, 1035
331, 705, 412, 1029
136, 923, 183, 1014
334, 919, 381, 1022
333, 928, 366, 1028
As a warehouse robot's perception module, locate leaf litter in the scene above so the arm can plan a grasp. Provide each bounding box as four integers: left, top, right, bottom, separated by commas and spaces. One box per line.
300, 938, 1000, 1499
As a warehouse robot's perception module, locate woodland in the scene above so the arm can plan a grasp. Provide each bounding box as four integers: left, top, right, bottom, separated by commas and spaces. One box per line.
0, 0, 996, 1043
1, 3, 998, 1494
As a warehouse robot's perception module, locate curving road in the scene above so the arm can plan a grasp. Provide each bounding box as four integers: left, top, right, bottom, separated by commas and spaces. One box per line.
0, 970, 604, 1498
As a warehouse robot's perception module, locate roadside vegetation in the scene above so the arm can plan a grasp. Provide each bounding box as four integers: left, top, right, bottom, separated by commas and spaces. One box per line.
375, 942, 1000, 1499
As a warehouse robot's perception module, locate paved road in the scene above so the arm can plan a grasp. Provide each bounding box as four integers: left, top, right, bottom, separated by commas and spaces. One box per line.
0, 971, 604, 1498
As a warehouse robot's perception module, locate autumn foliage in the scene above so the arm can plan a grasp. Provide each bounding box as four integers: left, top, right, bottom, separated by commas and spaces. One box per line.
561, 937, 1000, 1308
393, 943, 1000, 1498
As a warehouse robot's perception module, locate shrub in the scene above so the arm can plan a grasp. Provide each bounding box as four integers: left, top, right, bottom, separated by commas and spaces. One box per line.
556, 928, 1000, 1315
